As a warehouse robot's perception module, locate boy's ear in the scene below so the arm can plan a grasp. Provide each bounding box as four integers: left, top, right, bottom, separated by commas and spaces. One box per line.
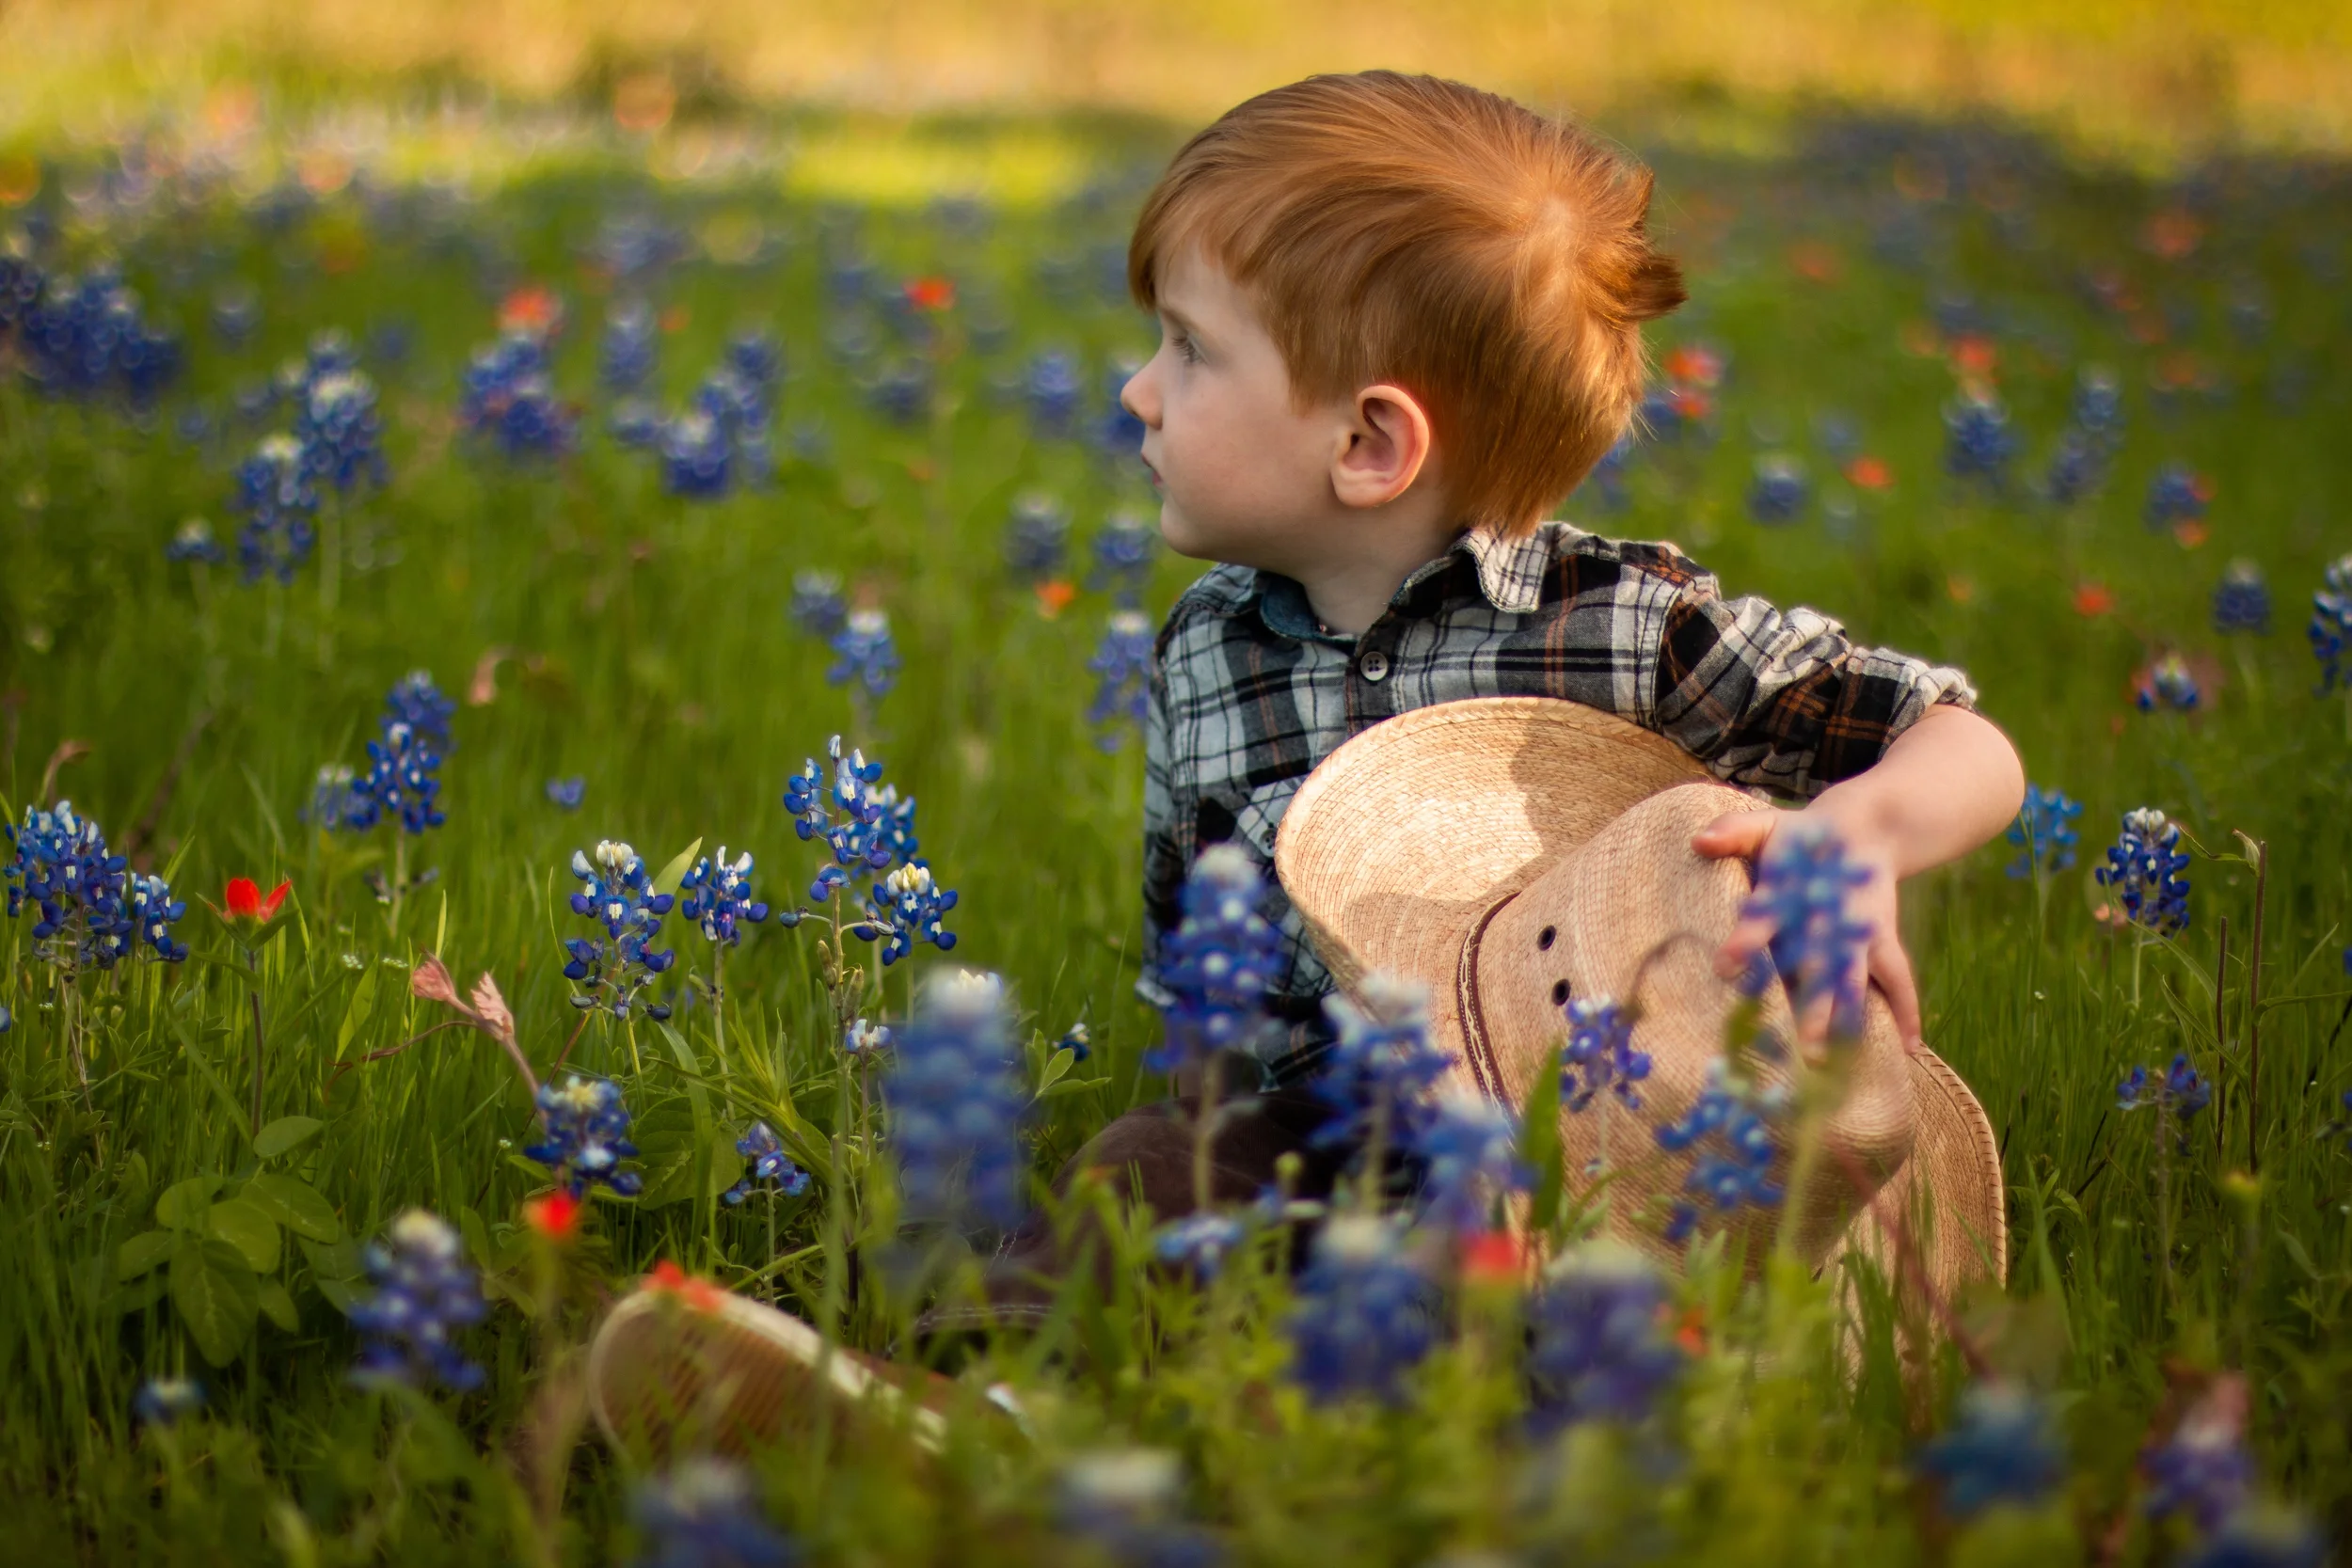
1330, 383, 1436, 511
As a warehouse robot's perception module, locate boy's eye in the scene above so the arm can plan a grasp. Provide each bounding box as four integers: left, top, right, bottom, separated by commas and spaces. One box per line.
1171, 330, 1201, 365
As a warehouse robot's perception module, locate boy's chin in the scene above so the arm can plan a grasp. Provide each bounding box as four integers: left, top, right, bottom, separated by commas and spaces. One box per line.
1153, 505, 1222, 563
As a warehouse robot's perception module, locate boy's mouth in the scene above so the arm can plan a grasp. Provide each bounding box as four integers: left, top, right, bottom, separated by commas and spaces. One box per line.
1140, 455, 1164, 490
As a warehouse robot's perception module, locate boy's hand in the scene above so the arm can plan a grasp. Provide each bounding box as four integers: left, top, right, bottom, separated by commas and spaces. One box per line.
1689, 808, 1921, 1053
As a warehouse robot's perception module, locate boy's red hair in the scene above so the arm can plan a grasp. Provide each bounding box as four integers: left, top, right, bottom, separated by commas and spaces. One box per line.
1130, 71, 1685, 538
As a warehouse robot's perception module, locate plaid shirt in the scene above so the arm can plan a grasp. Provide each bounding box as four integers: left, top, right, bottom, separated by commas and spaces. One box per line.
1139, 522, 1977, 1085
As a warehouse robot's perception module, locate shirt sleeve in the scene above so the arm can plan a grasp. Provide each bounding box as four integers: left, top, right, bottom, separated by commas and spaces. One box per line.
1647, 574, 1978, 799
1136, 644, 1184, 1010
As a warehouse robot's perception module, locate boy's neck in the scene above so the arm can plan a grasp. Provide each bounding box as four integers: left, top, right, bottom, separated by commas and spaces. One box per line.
1283, 518, 1466, 638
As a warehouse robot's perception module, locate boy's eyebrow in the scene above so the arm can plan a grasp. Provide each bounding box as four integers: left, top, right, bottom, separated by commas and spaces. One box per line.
1156, 301, 1203, 338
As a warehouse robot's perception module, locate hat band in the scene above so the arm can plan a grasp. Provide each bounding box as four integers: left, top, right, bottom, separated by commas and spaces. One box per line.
1453, 891, 1517, 1105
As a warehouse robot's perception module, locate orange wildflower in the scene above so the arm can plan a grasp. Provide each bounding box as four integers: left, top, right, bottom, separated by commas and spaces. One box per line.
644, 1259, 727, 1314
1034, 580, 1078, 619
522, 1190, 581, 1242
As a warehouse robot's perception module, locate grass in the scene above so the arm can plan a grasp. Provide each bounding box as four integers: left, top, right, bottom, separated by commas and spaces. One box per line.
0, 98, 2349, 1564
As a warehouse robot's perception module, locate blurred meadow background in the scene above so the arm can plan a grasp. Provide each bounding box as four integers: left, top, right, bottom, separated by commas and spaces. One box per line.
3, 2, 2352, 1564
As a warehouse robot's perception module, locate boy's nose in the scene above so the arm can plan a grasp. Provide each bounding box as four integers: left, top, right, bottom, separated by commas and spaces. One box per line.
1119, 361, 1159, 429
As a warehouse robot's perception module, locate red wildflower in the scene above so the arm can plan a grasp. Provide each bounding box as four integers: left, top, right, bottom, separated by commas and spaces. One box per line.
643, 1259, 726, 1314
1662, 344, 1723, 388
217, 877, 291, 923
499, 284, 564, 337
1034, 579, 1077, 620
1947, 335, 1997, 379
904, 276, 956, 312
2073, 582, 2114, 618
523, 1190, 581, 1241
1844, 456, 1893, 490
1459, 1230, 1527, 1287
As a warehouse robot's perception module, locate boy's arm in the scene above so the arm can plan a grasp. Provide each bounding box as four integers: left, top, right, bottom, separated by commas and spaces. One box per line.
1693, 704, 2025, 1051
1136, 651, 1184, 1013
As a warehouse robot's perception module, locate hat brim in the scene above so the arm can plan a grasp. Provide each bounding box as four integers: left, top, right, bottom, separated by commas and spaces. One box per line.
1275, 697, 2008, 1293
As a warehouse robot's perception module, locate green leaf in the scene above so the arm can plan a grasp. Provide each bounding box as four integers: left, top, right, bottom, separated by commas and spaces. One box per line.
312, 1274, 363, 1316
335, 961, 379, 1061
171, 1239, 260, 1367
256, 1278, 300, 1333
241, 1174, 342, 1243
1521, 1050, 1565, 1238
650, 838, 704, 899
254, 1116, 325, 1160
208, 1198, 282, 1272
114, 1273, 171, 1317
117, 1229, 181, 1281
156, 1175, 226, 1231
1036, 1076, 1108, 1100
1036, 1047, 1074, 1094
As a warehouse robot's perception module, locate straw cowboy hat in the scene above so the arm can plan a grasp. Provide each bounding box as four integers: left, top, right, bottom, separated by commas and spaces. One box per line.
1274, 697, 2007, 1305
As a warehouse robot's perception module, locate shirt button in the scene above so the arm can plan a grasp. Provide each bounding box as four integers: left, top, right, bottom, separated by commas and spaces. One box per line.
1359, 650, 1391, 683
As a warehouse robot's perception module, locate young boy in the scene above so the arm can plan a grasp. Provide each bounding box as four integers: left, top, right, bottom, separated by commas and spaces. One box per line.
1021, 70, 2024, 1258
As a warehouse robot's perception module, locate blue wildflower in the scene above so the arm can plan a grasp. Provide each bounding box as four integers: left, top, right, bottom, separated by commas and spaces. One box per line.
1562, 996, 1651, 1112
2137, 654, 2201, 712
1916, 1382, 2066, 1517
1746, 453, 1809, 525
0, 1004, 10, 1033
166, 518, 227, 566
785, 737, 897, 902
233, 434, 318, 584
629, 1458, 798, 1568
677, 847, 771, 946
826, 609, 900, 699
1285, 1214, 1438, 1405
1310, 974, 1454, 1152
306, 765, 368, 832
843, 1017, 894, 1055
2118, 1052, 2213, 1121
2310, 554, 2352, 694
1024, 350, 1083, 435
2096, 808, 2191, 935
1057, 1450, 1223, 1568
1057, 1022, 1092, 1063
1654, 1059, 1788, 1243
788, 571, 848, 641
2007, 785, 2085, 879
384, 670, 457, 749
1148, 845, 1284, 1076
1087, 610, 1154, 750
1095, 361, 1148, 460
563, 841, 677, 1022
726, 331, 783, 397
1943, 391, 2015, 484
4, 800, 186, 970
350, 1210, 486, 1392
524, 1074, 645, 1198
345, 720, 447, 835
295, 369, 387, 495
1089, 511, 1157, 604
660, 409, 731, 499
1004, 493, 1072, 582
2044, 430, 2106, 506
546, 776, 586, 811
17, 266, 181, 407
848, 859, 960, 966
458, 332, 574, 459
1527, 1243, 1681, 1433
2071, 366, 2125, 446
1739, 827, 1874, 1037
883, 970, 1029, 1231
609, 397, 662, 451
211, 283, 260, 346
723, 1121, 810, 1207
2145, 464, 2212, 531
867, 358, 930, 424
600, 301, 658, 395
2144, 1402, 2255, 1532
1409, 1090, 1527, 1233
2212, 561, 2271, 635
1153, 1212, 1248, 1279
132, 1376, 205, 1427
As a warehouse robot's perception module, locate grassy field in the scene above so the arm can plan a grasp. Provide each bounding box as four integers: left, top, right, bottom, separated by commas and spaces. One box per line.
1, 95, 2350, 1564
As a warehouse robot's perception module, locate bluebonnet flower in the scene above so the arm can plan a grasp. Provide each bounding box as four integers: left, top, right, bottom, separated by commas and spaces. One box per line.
132, 1376, 205, 1427
827, 609, 900, 699
677, 848, 770, 946
2072, 366, 2126, 446
1024, 350, 1083, 434
2145, 464, 2212, 531
2007, 785, 2085, 878
785, 737, 896, 902
211, 282, 261, 346
1095, 362, 1148, 460
872, 784, 919, 867
849, 860, 960, 966
17, 267, 182, 407
629, 1457, 797, 1568
1148, 845, 1284, 1075
660, 409, 731, 499
2137, 654, 2201, 712
589, 212, 691, 284
1409, 1090, 1527, 1232
600, 301, 658, 395
1654, 1060, 1788, 1243
2183, 1506, 2328, 1568
1004, 494, 1072, 582
0, 1004, 10, 1033
610, 398, 662, 450
1154, 1212, 1248, 1279
1943, 391, 2015, 484
2144, 1402, 2255, 1532
2096, 808, 2191, 935
1562, 996, 1651, 1113
2212, 561, 2271, 634
723, 1122, 810, 1206
1089, 512, 1157, 604
350, 1210, 486, 1391
306, 764, 368, 831
1527, 1243, 1681, 1433
2118, 1053, 2213, 1120
843, 1017, 894, 1055
1088, 610, 1154, 750
457, 332, 574, 459
342, 719, 447, 835
1916, 1382, 2066, 1516
787, 570, 848, 641
726, 330, 783, 397
2310, 554, 2352, 693
546, 776, 586, 810
5, 801, 186, 970
867, 358, 931, 424
384, 670, 456, 748
563, 841, 678, 1022
525, 1074, 645, 1197
166, 517, 227, 566
295, 369, 388, 495
1057, 1021, 1092, 1063
2043, 431, 2106, 506
1310, 974, 1454, 1151
1739, 828, 1874, 1037
233, 434, 319, 584
1746, 453, 1809, 524
1285, 1214, 1438, 1405
883, 970, 1029, 1230
1057, 1449, 1223, 1568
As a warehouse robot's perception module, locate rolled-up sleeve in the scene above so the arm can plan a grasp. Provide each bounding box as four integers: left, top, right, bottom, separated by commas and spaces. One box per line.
1648, 577, 1976, 799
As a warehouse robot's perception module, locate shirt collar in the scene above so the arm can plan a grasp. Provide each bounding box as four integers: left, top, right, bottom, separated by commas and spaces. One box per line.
1249, 526, 1550, 639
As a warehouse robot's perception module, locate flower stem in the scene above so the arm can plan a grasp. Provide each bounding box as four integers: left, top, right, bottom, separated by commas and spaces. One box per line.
1191, 1052, 1224, 1214
247, 948, 265, 1136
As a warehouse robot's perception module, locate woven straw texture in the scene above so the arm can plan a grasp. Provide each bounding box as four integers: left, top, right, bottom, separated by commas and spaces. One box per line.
1276, 697, 2007, 1299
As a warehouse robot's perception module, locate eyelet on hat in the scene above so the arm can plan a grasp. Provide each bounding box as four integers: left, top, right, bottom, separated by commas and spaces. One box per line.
1537, 926, 1556, 950
1549, 978, 1569, 1005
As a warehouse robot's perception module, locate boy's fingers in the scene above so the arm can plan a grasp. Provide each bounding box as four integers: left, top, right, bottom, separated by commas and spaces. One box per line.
1712, 915, 1772, 980
1691, 811, 1776, 862
1869, 934, 1924, 1053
